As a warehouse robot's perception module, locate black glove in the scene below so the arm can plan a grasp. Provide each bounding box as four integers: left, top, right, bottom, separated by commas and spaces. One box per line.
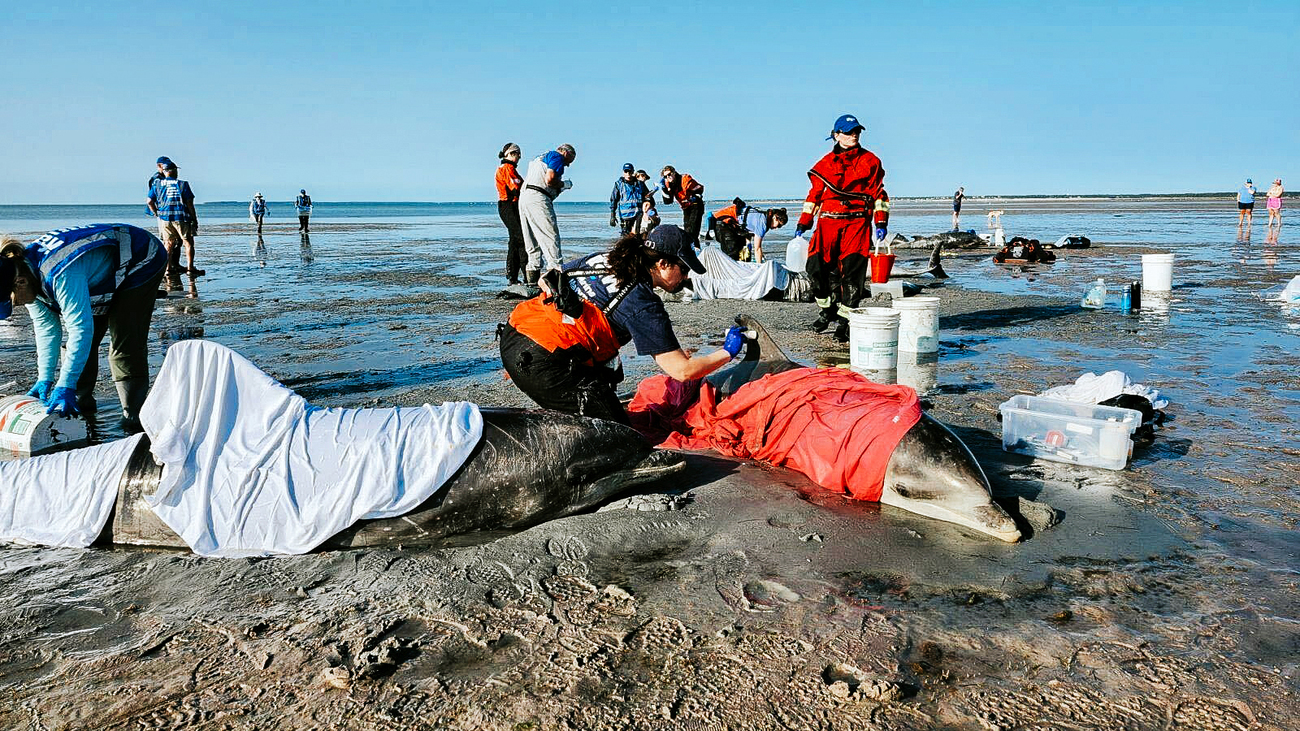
543, 270, 585, 318
609, 214, 617, 227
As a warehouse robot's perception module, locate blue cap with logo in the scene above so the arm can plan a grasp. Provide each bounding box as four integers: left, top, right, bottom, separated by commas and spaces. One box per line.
826, 114, 865, 140
622, 162, 635, 173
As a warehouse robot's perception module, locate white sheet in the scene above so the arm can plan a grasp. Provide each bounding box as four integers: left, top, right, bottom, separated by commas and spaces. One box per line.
0, 435, 144, 548
140, 340, 483, 558
1039, 370, 1169, 410
691, 245, 790, 300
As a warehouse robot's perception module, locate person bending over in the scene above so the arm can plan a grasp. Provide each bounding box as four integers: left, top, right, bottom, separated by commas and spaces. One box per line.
498, 225, 744, 424
1, 224, 168, 432
708, 199, 788, 262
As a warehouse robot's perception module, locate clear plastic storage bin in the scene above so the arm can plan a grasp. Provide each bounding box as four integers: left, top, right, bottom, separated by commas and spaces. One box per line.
999, 395, 1143, 470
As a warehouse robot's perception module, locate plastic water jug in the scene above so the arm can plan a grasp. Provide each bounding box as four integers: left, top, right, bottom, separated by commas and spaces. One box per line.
1081, 279, 1107, 309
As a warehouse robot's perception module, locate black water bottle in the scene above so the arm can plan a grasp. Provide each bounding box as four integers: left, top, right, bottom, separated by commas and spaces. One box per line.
1129, 281, 1142, 310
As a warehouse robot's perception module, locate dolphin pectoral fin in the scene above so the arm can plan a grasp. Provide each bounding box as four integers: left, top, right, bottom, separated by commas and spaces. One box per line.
879, 484, 1022, 543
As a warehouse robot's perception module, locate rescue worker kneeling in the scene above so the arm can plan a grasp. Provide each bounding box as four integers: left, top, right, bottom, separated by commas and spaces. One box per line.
499, 225, 745, 425
1, 224, 167, 432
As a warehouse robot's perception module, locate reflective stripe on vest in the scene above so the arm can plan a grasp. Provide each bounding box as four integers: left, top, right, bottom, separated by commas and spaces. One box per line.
32, 224, 164, 311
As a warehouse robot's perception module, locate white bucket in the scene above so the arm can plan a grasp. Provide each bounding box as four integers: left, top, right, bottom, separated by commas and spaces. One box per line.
891, 296, 941, 353
785, 235, 809, 273
1141, 253, 1174, 292
846, 307, 900, 372
897, 354, 939, 394
0, 394, 88, 457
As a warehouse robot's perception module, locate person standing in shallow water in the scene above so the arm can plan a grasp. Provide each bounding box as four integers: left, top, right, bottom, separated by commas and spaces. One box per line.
1236, 178, 1256, 232
249, 192, 268, 236
1265, 178, 1283, 231
495, 143, 526, 284
952, 186, 964, 230
296, 189, 313, 233
147, 160, 204, 276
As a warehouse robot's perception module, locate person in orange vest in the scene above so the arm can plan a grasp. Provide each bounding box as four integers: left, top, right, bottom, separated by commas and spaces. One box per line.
794, 114, 890, 342
494, 143, 525, 284
659, 166, 706, 248
707, 200, 789, 262
498, 225, 744, 424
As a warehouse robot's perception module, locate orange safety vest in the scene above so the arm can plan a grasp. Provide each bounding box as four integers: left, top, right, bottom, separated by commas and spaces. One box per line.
508, 295, 623, 367
712, 203, 740, 223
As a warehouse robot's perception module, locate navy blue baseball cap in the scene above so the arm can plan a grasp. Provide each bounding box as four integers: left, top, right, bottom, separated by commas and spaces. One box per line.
646, 225, 706, 274
157, 156, 173, 166
826, 114, 865, 139
622, 162, 635, 173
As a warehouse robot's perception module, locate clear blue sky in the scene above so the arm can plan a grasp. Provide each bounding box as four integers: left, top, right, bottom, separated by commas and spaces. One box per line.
2, 1, 1296, 203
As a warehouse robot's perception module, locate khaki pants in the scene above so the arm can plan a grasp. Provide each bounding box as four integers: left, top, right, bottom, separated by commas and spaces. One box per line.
158, 219, 196, 271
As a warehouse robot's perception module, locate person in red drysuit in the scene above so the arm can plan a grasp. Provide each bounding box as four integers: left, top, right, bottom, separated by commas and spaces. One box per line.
793, 113, 891, 342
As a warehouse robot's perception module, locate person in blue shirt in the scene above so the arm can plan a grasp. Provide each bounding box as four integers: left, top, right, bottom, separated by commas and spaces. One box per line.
295, 189, 313, 233
146, 161, 204, 276
610, 163, 650, 235
519, 144, 577, 284
1237, 178, 1257, 231
0, 224, 168, 432
145, 156, 171, 214
249, 192, 268, 236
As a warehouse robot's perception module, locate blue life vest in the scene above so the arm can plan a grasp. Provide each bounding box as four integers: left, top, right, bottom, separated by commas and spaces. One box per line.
27, 224, 166, 313
611, 179, 647, 219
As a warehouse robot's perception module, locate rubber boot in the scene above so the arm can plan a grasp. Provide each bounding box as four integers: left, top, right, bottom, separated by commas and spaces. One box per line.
832, 319, 851, 343
75, 381, 98, 415
525, 269, 540, 289
811, 310, 836, 333
115, 378, 151, 434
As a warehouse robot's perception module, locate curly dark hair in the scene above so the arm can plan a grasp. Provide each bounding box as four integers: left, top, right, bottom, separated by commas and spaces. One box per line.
605, 233, 670, 289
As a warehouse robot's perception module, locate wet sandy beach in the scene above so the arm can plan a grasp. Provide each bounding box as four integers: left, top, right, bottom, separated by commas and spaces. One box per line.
0, 199, 1297, 729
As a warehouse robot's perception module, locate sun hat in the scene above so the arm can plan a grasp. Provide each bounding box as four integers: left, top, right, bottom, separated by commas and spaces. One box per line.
645, 225, 706, 274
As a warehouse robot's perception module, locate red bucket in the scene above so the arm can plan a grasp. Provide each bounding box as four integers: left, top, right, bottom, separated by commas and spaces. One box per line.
869, 252, 895, 283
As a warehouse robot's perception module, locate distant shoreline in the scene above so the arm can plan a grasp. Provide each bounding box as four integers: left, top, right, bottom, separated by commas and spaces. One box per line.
1, 192, 1293, 207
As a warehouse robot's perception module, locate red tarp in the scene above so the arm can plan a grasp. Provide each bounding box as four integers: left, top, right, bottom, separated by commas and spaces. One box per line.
627, 367, 922, 502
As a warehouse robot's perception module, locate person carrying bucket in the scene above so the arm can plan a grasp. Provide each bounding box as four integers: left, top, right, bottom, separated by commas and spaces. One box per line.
0, 224, 168, 432
793, 113, 891, 342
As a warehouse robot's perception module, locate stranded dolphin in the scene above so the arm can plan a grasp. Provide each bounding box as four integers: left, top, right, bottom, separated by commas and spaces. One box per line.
706, 315, 1021, 542
106, 410, 683, 550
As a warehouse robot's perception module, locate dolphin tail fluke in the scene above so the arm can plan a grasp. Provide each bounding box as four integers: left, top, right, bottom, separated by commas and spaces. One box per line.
927, 241, 950, 279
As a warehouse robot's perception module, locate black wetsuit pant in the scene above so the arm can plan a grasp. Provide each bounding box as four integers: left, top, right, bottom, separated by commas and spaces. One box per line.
618, 217, 637, 235
682, 203, 705, 248
498, 199, 525, 284
498, 323, 629, 424
298, 215, 310, 233
715, 220, 749, 260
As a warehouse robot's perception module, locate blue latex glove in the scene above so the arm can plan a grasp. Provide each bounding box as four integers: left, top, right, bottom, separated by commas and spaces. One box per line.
875, 226, 888, 241
793, 225, 809, 238
45, 386, 79, 417
27, 380, 54, 402
722, 326, 746, 357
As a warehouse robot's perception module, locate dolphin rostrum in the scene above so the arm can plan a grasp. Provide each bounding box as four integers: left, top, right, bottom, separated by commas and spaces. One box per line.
706, 315, 1020, 542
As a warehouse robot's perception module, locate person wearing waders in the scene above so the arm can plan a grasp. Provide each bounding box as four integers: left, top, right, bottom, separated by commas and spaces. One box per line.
794, 114, 890, 342
296, 189, 313, 233
249, 192, 268, 236
659, 165, 706, 248
0, 225, 167, 433
609, 163, 649, 235
519, 143, 576, 285
495, 143, 526, 284
498, 225, 743, 424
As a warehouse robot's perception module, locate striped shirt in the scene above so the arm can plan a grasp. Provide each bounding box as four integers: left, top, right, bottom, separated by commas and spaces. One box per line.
150, 178, 195, 222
